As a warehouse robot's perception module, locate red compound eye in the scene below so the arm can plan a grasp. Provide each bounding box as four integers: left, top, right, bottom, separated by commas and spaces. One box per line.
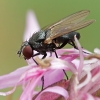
23, 46, 33, 59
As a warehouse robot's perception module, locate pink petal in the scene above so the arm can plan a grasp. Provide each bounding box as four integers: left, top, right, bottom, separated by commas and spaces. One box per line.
0, 65, 33, 89
41, 70, 65, 88
35, 86, 69, 100
20, 75, 43, 100
91, 65, 100, 77
89, 83, 100, 94
74, 35, 84, 76
77, 68, 91, 90
23, 10, 40, 41
81, 93, 95, 100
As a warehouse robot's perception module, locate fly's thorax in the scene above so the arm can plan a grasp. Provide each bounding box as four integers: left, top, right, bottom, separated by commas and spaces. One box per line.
29, 30, 46, 42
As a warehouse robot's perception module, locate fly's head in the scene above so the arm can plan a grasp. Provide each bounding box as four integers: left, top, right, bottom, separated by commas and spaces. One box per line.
17, 41, 33, 60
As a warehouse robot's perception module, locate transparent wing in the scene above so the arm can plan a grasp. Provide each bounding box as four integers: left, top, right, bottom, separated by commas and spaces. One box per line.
48, 10, 90, 30
44, 10, 95, 44
52, 20, 94, 39
44, 20, 95, 43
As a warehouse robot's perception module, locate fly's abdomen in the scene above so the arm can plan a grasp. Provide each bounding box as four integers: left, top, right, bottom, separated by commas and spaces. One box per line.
66, 31, 80, 41
54, 35, 69, 43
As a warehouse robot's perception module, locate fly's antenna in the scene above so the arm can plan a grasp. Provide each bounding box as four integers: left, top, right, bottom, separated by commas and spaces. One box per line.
17, 50, 22, 57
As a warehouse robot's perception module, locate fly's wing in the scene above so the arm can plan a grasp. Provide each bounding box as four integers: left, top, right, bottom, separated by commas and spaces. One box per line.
44, 10, 95, 44
47, 20, 95, 41
46, 10, 90, 30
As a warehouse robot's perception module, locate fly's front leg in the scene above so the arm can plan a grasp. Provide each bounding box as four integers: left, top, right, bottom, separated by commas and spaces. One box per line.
32, 51, 46, 90
30, 53, 40, 65
33, 52, 40, 57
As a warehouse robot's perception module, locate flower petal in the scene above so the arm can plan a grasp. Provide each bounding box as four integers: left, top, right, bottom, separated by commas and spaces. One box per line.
74, 35, 84, 76
35, 86, 69, 100
0, 65, 33, 89
23, 10, 40, 41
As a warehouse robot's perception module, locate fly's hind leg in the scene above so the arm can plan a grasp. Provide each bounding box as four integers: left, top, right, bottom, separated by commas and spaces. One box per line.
56, 41, 68, 49
63, 70, 68, 80
69, 40, 90, 54
52, 41, 69, 80
68, 40, 78, 49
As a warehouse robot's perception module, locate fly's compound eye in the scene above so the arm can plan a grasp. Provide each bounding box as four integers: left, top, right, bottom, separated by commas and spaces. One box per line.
17, 41, 33, 59
23, 45, 33, 59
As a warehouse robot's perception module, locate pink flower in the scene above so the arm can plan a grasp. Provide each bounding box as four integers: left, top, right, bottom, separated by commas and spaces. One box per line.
0, 10, 100, 100
0, 47, 81, 99
31, 37, 100, 100
0, 10, 79, 98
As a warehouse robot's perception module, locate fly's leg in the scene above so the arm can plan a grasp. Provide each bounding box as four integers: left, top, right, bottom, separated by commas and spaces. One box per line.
32, 52, 45, 90
56, 41, 68, 49
49, 43, 59, 58
33, 52, 40, 57
51, 49, 58, 58
31, 53, 40, 65
68, 40, 78, 49
63, 70, 68, 80
32, 58, 38, 65
54, 50, 58, 58
53, 47, 68, 79
54, 39, 69, 79
34, 52, 47, 90
24, 53, 39, 65
50, 51, 52, 57
41, 76, 44, 90
69, 40, 90, 54
42, 52, 47, 59
54, 42, 68, 80
40, 52, 47, 90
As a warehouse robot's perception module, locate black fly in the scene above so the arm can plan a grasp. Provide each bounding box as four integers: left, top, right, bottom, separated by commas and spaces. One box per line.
17, 10, 95, 60
17, 10, 95, 90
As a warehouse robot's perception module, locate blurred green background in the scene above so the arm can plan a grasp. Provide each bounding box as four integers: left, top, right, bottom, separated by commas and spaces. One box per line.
0, 0, 100, 99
